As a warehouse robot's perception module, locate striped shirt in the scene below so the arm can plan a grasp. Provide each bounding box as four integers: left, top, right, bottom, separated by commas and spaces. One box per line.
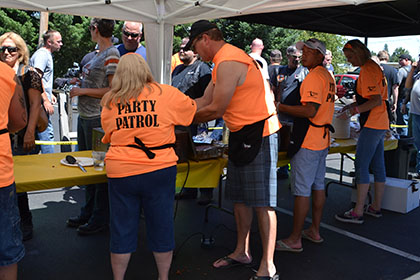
79, 46, 120, 118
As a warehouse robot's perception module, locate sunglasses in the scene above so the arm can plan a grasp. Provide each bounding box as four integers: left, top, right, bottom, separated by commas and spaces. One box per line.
0, 46, 18, 53
123, 30, 140, 38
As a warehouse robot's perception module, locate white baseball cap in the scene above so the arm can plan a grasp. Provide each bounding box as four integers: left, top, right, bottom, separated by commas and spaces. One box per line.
296, 38, 326, 56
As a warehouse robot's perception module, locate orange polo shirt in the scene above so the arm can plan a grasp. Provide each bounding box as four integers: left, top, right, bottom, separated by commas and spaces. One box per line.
171, 53, 182, 73
101, 83, 197, 178
212, 43, 280, 136
357, 59, 389, 130
0, 62, 17, 188
301, 65, 336, 151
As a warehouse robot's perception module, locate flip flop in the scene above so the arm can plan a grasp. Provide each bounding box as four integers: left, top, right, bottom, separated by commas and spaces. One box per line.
212, 255, 251, 269
301, 230, 324, 244
275, 240, 303, 253
249, 273, 280, 280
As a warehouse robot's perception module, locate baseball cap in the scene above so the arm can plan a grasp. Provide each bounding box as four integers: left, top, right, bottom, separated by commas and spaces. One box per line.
399, 53, 411, 60
184, 20, 218, 51
296, 38, 326, 56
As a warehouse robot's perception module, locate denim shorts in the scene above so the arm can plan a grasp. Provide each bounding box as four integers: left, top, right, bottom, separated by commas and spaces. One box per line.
226, 133, 278, 207
108, 166, 176, 254
355, 127, 387, 184
290, 147, 328, 197
0, 183, 25, 266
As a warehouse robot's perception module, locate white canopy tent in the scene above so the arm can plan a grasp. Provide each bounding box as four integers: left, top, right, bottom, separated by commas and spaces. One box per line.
0, 0, 390, 83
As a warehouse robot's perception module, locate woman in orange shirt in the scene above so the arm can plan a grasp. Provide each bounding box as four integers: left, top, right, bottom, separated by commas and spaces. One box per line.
101, 53, 197, 280
335, 39, 389, 224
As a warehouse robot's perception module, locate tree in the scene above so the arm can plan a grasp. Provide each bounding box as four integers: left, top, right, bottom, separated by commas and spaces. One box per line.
390, 47, 411, 62
173, 19, 347, 73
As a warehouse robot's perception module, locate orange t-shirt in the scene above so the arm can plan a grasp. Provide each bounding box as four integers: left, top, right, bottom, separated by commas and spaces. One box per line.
357, 59, 389, 130
301, 66, 336, 151
212, 43, 280, 136
101, 83, 197, 178
0, 62, 17, 188
171, 53, 182, 73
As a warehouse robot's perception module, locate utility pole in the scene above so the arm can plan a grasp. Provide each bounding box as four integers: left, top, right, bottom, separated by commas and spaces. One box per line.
38, 12, 49, 47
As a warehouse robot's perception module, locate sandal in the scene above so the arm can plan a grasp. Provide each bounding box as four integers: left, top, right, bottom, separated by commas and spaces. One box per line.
249, 273, 280, 280
212, 255, 251, 269
301, 230, 324, 244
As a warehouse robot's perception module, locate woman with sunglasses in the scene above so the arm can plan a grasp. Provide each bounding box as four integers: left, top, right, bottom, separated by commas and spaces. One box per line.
335, 39, 389, 224
0, 31, 44, 241
66, 18, 120, 236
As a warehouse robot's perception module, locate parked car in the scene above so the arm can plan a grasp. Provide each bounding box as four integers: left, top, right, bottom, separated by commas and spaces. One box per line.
335, 74, 358, 98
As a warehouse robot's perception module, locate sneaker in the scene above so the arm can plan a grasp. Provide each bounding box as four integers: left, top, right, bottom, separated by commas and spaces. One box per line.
335, 209, 364, 224
66, 216, 89, 228
77, 223, 108, 236
364, 205, 382, 218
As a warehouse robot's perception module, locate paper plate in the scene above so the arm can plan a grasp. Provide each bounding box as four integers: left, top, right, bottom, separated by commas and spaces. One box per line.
60, 157, 94, 167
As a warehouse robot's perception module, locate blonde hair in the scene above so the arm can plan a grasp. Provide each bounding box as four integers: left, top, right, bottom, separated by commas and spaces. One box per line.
102, 53, 161, 109
0, 32, 30, 66
343, 39, 371, 65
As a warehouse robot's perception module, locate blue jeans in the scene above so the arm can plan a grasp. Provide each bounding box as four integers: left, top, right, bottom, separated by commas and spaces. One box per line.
0, 183, 25, 266
37, 117, 55, 154
108, 166, 176, 253
77, 116, 109, 225
411, 114, 420, 173
355, 127, 387, 184
396, 100, 409, 136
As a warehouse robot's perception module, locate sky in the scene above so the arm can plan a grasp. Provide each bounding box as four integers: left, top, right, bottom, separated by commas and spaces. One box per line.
347, 35, 420, 60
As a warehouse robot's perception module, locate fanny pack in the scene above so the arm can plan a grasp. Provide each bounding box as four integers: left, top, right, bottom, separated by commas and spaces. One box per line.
228, 117, 269, 167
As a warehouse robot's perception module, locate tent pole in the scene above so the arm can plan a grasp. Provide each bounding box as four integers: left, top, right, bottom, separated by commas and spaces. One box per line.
39, 12, 49, 47
158, 21, 165, 83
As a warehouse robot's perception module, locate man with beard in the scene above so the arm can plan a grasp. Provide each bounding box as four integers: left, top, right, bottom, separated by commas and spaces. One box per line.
171, 38, 215, 205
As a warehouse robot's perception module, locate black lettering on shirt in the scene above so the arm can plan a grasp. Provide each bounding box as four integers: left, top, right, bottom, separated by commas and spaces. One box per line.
115, 114, 159, 130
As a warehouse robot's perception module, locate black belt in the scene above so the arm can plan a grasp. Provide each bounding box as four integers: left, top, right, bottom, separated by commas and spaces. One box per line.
125, 137, 175, 159
0, 128, 8, 135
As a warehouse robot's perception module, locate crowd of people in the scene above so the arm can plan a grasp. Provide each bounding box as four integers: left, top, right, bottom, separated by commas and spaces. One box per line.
1, 17, 418, 280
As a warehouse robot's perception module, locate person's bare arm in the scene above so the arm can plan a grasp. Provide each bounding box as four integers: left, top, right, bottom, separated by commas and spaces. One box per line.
23, 88, 41, 151
195, 81, 214, 111
277, 102, 319, 118
391, 84, 398, 112
70, 74, 114, 99
402, 62, 418, 114
194, 61, 247, 123
8, 77, 27, 133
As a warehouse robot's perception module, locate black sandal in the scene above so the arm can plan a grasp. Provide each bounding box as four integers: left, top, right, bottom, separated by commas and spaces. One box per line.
213, 255, 251, 269
249, 273, 280, 280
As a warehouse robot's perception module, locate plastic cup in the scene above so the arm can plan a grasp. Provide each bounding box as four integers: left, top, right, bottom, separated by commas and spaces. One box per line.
92, 151, 106, 171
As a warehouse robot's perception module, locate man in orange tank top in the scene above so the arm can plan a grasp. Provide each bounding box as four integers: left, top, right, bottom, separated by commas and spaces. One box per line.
185, 20, 280, 280
276, 39, 335, 252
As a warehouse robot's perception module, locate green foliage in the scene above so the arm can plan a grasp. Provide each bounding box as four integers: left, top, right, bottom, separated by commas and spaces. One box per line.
173, 19, 347, 73
390, 47, 411, 62
49, 13, 94, 76
0, 9, 38, 54
296, 30, 347, 73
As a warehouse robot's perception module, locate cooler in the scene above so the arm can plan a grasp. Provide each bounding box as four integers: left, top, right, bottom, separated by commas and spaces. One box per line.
351, 175, 420, 214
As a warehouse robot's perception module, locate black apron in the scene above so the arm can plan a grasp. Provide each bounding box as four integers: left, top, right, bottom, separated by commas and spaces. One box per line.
228, 117, 270, 167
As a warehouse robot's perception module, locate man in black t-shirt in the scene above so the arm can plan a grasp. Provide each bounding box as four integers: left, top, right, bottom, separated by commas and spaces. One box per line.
172, 38, 215, 205
378, 50, 398, 122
